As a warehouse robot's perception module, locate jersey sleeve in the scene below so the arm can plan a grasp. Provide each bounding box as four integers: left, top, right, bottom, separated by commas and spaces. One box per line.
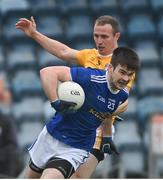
75, 49, 88, 66
70, 67, 90, 88
76, 49, 97, 67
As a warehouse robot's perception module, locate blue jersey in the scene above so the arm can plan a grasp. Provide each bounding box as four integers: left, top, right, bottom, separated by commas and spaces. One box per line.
46, 67, 128, 151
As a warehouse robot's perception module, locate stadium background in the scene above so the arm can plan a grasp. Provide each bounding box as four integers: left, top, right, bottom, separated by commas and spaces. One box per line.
0, 0, 163, 178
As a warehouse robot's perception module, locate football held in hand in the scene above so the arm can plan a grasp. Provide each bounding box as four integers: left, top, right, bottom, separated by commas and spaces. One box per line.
57, 81, 85, 110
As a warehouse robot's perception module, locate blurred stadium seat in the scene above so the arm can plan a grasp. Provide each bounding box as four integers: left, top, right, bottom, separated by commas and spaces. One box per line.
0, 12, 2, 39
27, 0, 56, 11
65, 14, 93, 43
18, 120, 44, 149
0, 44, 5, 71
133, 40, 160, 67
150, 0, 163, 14
89, 0, 119, 16
155, 157, 163, 177
58, 0, 88, 15
2, 12, 31, 41
127, 13, 156, 41
137, 67, 163, 97
157, 15, 163, 45
160, 47, 163, 74
11, 70, 42, 100
115, 120, 141, 147
123, 95, 137, 119
137, 96, 163, 135
119, 144, 146, 178
37, 49, 68, 68
1, 0, 30, 42
120, 0, 150, 15
6, 42, 36, 72
73, 40, 94, 50
36, 12, 63, 39
0, 0, 30, 15
12, 96, 44, 124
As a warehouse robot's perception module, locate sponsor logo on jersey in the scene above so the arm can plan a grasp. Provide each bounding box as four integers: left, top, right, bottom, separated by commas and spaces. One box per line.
97, 95, 105, 103
89, 108, 111, 121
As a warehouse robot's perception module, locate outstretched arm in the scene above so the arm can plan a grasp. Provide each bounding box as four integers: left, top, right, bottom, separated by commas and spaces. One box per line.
16, 16, 78, 63
40, 66, 71, 102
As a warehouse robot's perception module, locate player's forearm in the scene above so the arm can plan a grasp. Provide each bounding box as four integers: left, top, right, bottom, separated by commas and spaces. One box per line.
40, 68, 58, 102
31, 31, 73, 60
102, 117, 112, 137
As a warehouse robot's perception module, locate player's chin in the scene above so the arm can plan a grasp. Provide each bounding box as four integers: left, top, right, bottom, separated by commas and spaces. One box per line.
98, 48, 105, 55
116, 83, 126, 90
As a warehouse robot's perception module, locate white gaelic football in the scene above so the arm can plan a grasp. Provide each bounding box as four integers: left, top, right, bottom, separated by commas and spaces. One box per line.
57, 81, 85, 110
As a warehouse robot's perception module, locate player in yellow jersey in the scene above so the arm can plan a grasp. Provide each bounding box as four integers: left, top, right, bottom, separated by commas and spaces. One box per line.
16, 15, 134, 178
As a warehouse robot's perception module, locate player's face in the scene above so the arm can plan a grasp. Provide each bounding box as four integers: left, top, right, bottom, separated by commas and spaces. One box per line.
108, 64, 135, 90
93, 24, 120, 56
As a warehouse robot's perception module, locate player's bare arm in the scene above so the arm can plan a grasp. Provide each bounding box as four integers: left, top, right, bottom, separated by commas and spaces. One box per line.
15, 16, 78, 63
113, 99, 128, 115
40, 66, 71, 102
101, 116, 112, 136
102, 99, 128, 136
101, 116, 120, 155
101, 99, 128, 137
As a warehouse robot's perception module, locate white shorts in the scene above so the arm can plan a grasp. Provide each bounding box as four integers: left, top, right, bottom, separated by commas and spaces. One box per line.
28, 127, 89, 171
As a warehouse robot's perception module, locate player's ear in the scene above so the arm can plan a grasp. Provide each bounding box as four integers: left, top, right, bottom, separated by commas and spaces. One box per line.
107, 64, 113, 72
114, 32, 120, 41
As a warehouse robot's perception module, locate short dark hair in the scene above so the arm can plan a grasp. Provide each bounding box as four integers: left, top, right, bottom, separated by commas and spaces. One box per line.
111, 47, 140, 72
95, 15, 120, 35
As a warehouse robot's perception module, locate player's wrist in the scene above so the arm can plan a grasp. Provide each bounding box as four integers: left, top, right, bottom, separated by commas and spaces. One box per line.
102, 137, 113, 147
50, 99, 60, 110
31, 30, 42, 40
51, 98, 59, 104
50, 99, 77, 114
103, 136, 112, 140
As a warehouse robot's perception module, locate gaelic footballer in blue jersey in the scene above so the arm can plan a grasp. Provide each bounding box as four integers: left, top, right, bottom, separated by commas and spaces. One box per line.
26, 47, 140, 179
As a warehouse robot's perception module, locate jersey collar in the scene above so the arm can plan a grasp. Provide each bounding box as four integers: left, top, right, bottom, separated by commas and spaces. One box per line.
98, 53, 113, 58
